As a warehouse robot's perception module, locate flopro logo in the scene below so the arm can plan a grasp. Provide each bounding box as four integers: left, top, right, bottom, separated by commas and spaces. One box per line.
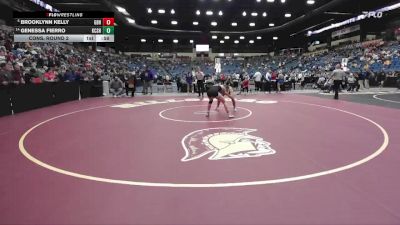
181, 128, 276, 162
362, 11, 383, 19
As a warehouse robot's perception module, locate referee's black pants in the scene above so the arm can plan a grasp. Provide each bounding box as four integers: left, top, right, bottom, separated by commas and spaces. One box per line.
333, 80, 342, 100
197, 80, 205, 97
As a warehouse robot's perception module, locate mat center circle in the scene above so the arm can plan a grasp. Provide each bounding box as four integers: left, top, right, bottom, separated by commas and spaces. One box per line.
159, 105, 253, 123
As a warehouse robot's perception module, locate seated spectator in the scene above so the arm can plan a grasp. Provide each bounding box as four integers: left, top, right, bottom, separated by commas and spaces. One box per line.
30, 69, 43, 84
101, 71, 110, 81
93, 71, 101, 82
55, 68, 64, 81
0, 47, 7, 64
11, 63, 24, 85
63, 69, 76, 82
109, 76, 124, 97
377, 72, 386, 87
347, 74, 357, 92
43, 67, 57, 82
317, 76, 326, 89
75, 68, 83, 81
323, 79, 333, 93
164, 74, 171, 84
23, 68, 33, 84
6, 51, 15, 62
36, 54, 44, 68
0, 62, 10, 86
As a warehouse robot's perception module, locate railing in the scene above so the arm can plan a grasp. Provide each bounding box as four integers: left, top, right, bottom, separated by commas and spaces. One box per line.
0, 81, 103, 117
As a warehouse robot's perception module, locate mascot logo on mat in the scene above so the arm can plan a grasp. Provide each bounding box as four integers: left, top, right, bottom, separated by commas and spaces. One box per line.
181, 128, 276, 162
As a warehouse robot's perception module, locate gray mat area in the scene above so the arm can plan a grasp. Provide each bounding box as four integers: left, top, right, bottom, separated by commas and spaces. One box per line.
304, 92, 400, 109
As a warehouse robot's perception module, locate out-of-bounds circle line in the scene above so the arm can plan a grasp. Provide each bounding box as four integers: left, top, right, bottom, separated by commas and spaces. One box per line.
19, 100, 389, 188
159, 105, 253, 123
373, 94, 400, 104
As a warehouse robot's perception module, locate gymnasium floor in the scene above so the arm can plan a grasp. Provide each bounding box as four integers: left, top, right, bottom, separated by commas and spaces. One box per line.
310, 91, 400, 109
0, 90, 399, 225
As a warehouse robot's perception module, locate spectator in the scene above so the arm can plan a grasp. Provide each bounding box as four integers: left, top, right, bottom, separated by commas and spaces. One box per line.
353, 73, 361, 92
23, 68, 34, 84
176, 75, 182, 92
0, 63, 10, 86
140, 69, 147, 94
11, 63, 24, 85
347, 74, 357, 92
271, 71, 277, 91
290, 72, 297, 90
36, 54, 44, 68
109, 76, 124, 97
377, 71, 386, 88
277, 72, 285, 92
101, 70, 111, 81
265, 70, 272, 93
364, 70, 370, 89
358, 70, 366, 90
43, 67, 57, 82
31, 69, 43, 84
317, 76, 326, 90
143, 67, 154, 95
125, 74, 136, 97
63, 69, 76, 82
233, 73, 240, 90
238, 71, 248, 95
75, 68, 84, 81
241, 76, 249, 95
254, 71, 262, 92
164, 74, 171, 83
195, 66, 205, 97
298, 72, 305, 89
185, 72, 193, 93
220, 73, 226, 84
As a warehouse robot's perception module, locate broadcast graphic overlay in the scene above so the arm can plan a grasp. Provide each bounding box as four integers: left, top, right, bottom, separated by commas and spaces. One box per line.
13, 11, 114, 43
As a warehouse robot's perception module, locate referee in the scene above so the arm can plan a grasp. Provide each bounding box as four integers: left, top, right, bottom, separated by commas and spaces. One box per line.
195, 66, 205, 97
330, 64, 346, 100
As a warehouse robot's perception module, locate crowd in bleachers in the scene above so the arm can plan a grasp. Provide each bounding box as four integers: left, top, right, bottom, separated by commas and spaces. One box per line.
0, 25, 154, 90
172, 40, 400, 92
1, 23, 399, 94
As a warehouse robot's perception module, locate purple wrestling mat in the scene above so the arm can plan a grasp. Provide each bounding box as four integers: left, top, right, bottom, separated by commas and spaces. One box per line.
0, 94, 399, 225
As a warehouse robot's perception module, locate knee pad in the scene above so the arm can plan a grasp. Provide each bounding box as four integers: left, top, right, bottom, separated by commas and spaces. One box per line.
209, 99, 213, 104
